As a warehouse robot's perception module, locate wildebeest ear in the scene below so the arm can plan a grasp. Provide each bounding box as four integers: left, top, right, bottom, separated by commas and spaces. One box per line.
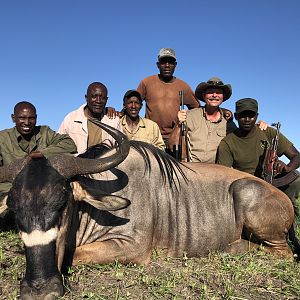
83, 195, 131, 211
71, 181, 131, 211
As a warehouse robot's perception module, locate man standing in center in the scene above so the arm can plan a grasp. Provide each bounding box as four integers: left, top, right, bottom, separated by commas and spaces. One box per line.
137, 48, 199, 153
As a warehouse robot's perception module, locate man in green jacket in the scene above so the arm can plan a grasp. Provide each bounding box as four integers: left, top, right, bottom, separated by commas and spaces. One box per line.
0, 101, 77, 223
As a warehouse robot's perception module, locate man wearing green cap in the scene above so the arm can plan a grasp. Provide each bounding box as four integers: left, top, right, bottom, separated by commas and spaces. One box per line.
216, 98, 300, 212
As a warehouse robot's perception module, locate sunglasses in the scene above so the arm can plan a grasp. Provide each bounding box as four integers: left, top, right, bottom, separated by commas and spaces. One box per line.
207, 80, 224, 86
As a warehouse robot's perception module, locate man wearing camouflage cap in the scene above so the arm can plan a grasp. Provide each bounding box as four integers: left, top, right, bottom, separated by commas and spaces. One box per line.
137, 48, 199, 154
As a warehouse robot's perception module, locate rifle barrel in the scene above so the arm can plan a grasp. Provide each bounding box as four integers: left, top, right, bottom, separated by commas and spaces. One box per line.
179, 90, 184, 110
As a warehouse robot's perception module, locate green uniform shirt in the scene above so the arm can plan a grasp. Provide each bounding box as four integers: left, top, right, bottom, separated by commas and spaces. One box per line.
0, 126, 77, 195
216, 126, 292, 178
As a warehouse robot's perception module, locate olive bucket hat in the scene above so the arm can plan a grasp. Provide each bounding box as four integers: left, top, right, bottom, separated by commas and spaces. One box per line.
195, 77, 232, 102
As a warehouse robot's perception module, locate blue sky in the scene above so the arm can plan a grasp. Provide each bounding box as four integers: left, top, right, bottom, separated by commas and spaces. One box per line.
1, 1, 299, 160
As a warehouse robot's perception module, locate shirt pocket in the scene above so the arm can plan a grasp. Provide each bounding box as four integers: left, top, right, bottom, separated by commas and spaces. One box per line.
216, 127, 226, 138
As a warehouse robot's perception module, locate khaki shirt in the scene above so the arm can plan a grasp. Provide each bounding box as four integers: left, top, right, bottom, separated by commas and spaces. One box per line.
121, 116, 165, 150
186, 107, 236, 163
0, 126, 77, 195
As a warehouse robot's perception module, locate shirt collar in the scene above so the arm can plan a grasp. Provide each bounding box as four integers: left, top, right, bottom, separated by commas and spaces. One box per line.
13, 126, 41, 141
203, 106, 223, 122
121, 115, 145, 130
84, 105, 105, 121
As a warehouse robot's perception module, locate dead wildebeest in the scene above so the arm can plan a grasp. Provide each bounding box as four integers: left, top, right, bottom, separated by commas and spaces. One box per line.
0, 121, 298, 299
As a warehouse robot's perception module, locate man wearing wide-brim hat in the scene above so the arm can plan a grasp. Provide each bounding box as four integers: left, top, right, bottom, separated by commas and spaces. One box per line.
170, 77, 236, 163
171, 77, 267, 163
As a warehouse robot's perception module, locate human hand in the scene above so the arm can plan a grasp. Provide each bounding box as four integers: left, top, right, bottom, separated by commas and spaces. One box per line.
177, 110, 187, 125
273, 160, 290, 175
257, 120, 268, 131
106, 107, 119, 119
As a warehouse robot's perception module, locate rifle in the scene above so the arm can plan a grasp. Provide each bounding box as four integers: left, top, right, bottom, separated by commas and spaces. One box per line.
263, 122, 298, 187
179, 91, 190, 162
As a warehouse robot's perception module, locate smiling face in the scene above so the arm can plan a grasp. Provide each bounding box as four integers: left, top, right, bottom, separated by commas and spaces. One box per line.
85, 83, 108, 118
11, 103, 37, 139
124, 95, 142, 120
203, 88, 224, 108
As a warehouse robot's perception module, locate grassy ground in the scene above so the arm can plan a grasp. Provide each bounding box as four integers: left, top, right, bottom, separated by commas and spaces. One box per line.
1, 195, 300, 299
1, 230, 300, 300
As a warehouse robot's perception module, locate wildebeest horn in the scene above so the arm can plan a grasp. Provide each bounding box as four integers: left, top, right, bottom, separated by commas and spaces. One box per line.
49, 121, 130, 178
0, 156, 31, 183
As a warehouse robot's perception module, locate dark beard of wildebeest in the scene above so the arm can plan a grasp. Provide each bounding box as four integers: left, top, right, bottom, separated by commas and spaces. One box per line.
9, 161, 70, 298
1, 121, 130, 300
1, 122, 300, 300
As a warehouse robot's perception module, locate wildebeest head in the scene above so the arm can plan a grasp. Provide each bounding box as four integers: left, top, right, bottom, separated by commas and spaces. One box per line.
0, 122, 130, 300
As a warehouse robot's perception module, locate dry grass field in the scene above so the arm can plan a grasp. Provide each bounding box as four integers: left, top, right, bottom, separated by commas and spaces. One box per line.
1, 229, 300, 300
1, 195, 300, 299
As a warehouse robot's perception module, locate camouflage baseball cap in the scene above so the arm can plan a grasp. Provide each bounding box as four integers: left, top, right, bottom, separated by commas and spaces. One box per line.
158, 48, 176, 60
235, 98, 258, 114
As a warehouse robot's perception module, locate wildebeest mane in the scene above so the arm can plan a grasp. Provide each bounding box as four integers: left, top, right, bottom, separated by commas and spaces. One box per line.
79, 141, 189, 192
129, 141, 188, 190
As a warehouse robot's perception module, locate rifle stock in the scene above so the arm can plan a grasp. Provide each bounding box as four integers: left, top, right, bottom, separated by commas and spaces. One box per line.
263, 122, 280, 184
272, 171, 299, 187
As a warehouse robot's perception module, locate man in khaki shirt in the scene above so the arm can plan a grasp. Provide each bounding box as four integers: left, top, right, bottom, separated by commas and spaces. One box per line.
120, 90, 165, 150
176, 77, 267, 163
